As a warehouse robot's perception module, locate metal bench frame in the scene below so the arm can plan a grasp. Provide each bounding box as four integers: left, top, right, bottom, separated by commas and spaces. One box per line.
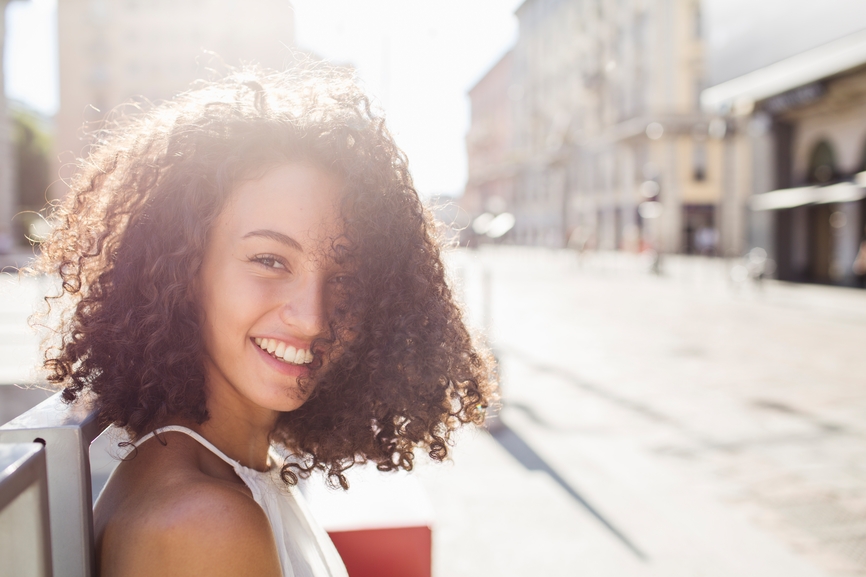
0, 442, 53, 577
0, 392, 105, 577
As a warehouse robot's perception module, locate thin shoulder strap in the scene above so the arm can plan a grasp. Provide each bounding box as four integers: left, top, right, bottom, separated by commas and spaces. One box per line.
134, 425, 240, 469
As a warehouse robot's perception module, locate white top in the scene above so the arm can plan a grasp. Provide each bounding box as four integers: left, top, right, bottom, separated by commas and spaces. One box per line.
132, 426, 348, 577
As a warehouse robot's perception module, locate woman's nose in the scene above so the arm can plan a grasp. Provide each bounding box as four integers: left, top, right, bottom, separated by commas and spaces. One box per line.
279, 277, 325, 337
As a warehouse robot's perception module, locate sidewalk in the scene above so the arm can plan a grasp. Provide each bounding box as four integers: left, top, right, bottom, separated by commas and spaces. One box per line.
0, 272, 49, 387
431, 246, 866, 576
0, 265, 53, 424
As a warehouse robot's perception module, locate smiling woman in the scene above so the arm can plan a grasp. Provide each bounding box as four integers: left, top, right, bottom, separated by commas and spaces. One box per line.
30, 63, 497, 577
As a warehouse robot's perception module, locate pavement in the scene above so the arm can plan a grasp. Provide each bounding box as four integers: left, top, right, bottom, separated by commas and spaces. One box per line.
412, 247, 866, 577
0, 264, 51, 391
2, 246, 865, 576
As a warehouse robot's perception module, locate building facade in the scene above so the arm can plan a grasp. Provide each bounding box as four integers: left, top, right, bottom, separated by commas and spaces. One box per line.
466, 0, 729, 254
464, 50, 515, 242
55, 0, 295, 189
704, 30, 866, 287
0, 0, 16, 253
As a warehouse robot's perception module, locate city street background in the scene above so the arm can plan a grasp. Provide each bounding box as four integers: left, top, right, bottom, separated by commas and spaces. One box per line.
3, 247, 866, 576
2, 1, 866, 575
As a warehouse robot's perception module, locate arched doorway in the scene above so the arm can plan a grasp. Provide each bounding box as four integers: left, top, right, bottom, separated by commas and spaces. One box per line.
807, 140, 836, 184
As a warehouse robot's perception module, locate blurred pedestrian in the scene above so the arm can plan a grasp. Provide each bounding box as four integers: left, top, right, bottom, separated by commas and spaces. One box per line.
30, 63, 497, 576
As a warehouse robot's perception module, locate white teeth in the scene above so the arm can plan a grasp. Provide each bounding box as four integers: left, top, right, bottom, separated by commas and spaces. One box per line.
255, 338, 312, 365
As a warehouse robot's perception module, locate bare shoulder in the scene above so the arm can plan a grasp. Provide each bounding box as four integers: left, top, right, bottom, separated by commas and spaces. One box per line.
101, 478, 281, 577
96, 436, 281, 577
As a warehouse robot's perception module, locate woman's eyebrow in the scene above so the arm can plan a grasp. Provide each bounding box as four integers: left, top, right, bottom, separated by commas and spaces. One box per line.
242, 229, 303, 252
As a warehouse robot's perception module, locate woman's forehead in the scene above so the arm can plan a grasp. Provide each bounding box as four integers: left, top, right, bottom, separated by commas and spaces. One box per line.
219, 163, 345, 249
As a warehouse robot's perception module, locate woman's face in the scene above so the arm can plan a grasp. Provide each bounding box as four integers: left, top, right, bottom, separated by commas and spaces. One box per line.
197, 163, 345, 416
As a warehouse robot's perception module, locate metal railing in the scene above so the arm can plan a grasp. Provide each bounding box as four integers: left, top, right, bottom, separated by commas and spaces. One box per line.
0, 394, 105, 577
0, 443, 52, 577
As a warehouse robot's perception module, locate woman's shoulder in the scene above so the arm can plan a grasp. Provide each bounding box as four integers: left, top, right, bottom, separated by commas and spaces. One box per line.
96, 434, 282, 576
113, 463, 267, 535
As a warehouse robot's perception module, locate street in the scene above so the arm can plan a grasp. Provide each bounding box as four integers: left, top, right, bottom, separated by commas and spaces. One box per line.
0, 264, 52, 423
2, 247, 866, 576
414, 247, 866, 577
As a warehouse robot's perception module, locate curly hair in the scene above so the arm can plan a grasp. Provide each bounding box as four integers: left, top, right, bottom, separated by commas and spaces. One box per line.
33, 63, 497, 489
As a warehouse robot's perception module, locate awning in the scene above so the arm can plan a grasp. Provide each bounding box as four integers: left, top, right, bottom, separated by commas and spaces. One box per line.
701, 29, 866, 114
750, 182, 866, 211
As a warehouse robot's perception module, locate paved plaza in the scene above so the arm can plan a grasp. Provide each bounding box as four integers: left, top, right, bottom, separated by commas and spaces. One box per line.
416, 247, 866, 576
2, 247, 866, 576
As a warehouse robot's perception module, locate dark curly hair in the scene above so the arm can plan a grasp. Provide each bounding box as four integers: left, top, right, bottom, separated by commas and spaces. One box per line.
33, 62, 497, 489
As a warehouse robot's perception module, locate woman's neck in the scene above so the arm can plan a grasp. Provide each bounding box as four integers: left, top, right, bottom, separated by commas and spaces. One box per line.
179, 389, 279, 472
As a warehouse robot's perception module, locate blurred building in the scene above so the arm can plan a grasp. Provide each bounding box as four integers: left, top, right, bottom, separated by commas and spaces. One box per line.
703, 30, 866, 287
0, 0, 18, 253
55, 0, 295, 188
465, 0, 728, 254
463, 49, 515, 245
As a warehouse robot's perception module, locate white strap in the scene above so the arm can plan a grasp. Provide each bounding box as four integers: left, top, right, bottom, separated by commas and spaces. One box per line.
134, 425, 240, 469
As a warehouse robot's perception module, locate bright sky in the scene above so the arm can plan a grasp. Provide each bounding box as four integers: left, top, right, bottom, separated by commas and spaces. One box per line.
4, 0, 58, 115
3, 0, 522, 197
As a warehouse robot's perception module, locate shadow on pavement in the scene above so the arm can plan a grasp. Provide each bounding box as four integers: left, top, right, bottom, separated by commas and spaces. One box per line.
487, 419, 648, 561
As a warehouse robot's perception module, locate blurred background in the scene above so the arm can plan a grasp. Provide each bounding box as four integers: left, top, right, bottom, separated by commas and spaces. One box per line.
2, 1, 866, 576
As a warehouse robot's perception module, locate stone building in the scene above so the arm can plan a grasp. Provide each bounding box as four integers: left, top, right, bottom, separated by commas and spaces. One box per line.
703, 30, 866, 287
55, 0, 295, 188
465, 0, 729, 255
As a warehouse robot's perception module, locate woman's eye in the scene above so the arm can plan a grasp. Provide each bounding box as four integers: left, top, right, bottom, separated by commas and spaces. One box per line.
252, 255, 288, 271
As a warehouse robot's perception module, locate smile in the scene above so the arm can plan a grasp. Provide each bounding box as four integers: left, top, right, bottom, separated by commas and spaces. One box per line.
254, 337, 313, 365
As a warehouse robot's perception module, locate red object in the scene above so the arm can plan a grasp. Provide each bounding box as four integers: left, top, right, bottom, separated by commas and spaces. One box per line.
328, 526, 432, 577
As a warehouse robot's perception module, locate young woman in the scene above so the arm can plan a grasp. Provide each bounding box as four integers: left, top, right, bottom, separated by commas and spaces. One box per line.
34, 64, 497, 577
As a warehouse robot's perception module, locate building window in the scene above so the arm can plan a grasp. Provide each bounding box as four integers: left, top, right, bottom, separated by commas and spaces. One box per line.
807, 140, 836, 184
858, 136, 866, 173
693, 141, 707, 181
